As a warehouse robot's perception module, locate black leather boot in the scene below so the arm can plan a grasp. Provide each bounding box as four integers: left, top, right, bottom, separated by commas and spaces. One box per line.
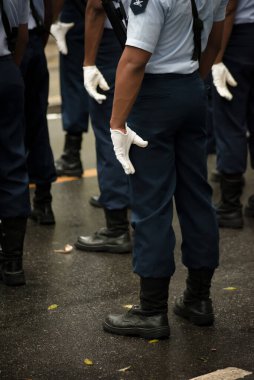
174, 268, 215, 326
216, 173, 244, 229
75, 208, 131, 253
0, 218, 27, 286
30, 183, 55, 225
89, 195, 102, 208
244, 194, 254, 217
55, 133, 83, 177
103, 277, 170, 339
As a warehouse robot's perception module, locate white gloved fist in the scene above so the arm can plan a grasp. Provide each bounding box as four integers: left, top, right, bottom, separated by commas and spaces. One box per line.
212, 62, 237, 101
111, 125, 148, 175
83, 66, 110, 104
50, 21, 74, 55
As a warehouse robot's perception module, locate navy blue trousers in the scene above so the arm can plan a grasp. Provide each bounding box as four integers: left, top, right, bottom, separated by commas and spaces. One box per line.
0, 57, 30, 218
60, 2, 89, 134
20, 33, 56, 185
89, 29, 130, 210
213, 23, 254, 173
128, 72, 219, 278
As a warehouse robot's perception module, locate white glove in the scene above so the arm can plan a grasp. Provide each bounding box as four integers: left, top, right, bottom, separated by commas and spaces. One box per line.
212, 62, 237, 101
111, 125, 148, 175
83, 66, 110, 104
50, 21, 74, 55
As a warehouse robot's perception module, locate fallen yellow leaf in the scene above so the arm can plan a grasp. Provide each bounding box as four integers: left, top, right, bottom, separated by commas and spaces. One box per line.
118, 366, 131, 372
148, 339, 159, 344
54, 244, 73, 254
84, 358, 93, 366
223, 287, 237, 291
123, 304, 133, 309
48, 304, 58, 310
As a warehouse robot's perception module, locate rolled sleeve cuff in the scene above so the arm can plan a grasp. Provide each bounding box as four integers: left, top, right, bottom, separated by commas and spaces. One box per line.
126, 38, 155, 54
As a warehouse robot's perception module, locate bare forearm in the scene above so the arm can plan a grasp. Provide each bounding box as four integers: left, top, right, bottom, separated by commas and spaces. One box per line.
84, 1, 106, 66
52, 0, 64, 22
110, 52, 146, 132
13, 24, 28, 65
43, 0, 53, 47
214, 0, 237, 63
199, 20, 224, 79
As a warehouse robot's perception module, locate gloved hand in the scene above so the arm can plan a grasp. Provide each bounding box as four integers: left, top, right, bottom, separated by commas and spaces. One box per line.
50, 21, 74, 55
212, 62, 237, 101
110, 125, 148, 175
83, 66, 110, 104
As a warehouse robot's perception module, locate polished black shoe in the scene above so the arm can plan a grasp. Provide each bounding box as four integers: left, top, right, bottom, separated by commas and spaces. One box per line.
103, 305, 170, 339
55, 156, 83, 177
216, 206, 243, 229
173, 296, 214, 326
30, 203, 55, 225
89, 195, 102, 208
244, 195, 254, 217
0, 257, 26, 286
75, 228, 131, 253
55, 134, 83, 177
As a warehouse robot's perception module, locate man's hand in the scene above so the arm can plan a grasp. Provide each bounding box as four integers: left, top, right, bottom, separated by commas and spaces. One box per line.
212, 62, 237, 100
50, 21, 74, 55
83, 66, 110, 104
110, 125, 148, 175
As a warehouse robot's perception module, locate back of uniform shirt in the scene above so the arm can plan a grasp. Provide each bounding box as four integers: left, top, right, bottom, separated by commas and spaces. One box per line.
126, 0, 228, 74
0, 0, 29, 56
234, 0, 254, 24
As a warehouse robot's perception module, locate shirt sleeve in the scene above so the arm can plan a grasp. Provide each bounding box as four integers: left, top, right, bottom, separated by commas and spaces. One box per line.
213, 0, 228, 22
18, 0, 29, 24
126, 0, 168, 53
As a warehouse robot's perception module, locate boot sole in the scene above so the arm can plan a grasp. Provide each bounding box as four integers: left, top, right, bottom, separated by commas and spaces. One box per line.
75, 241, 131, 253
244, 208, 254, 218
1, 271, 26, 286
103, 321, 170, 339
173, 304, 214, 326
56, 169, 83, 177
218, 218, 243, 229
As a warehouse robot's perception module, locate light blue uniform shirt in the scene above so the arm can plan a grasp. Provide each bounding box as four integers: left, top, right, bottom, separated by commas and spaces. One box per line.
0, 0, 29, 56
126, 0, 228, 74
234, 0, 254, 24
28, 0, 44, 30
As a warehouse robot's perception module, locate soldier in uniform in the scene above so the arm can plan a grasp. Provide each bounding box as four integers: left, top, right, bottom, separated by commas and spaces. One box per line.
0, 0, 30, 286
21, 0, 56, 225
211, 0, 254, 228
74, 0, 132, 253
101, 0, 228, 339
51, 0, 90, 180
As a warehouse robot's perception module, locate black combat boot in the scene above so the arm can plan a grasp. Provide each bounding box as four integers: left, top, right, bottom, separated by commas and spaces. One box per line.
103, 277, 170, 339
75, 208, 131, 253
89, 195, 102, 208
216, 173, 244, 229
244, 194, 254, 217
0, 218, 27, 286
55, 133, 83, 177
174, 268, 215, 326
30, 183, 55, 225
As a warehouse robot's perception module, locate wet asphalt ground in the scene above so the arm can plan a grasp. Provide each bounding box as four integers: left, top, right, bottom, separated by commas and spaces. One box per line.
0, 117, 253, 380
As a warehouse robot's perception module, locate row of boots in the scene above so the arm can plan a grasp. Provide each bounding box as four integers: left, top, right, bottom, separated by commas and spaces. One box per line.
216, 173, 254, 229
